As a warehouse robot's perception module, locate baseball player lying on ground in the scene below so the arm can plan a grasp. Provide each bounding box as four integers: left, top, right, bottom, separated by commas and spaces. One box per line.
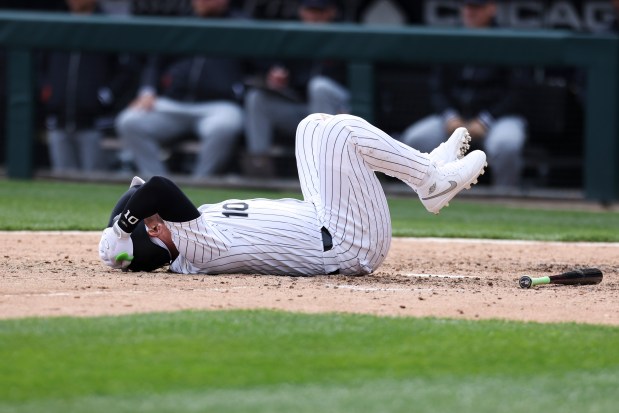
99, 113, 486, 276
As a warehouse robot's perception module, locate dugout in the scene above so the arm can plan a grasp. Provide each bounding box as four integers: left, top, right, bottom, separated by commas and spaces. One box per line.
0, 11, 618, 202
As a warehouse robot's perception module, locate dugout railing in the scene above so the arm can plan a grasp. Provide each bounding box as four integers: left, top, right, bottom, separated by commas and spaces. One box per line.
0, 11, 618, 202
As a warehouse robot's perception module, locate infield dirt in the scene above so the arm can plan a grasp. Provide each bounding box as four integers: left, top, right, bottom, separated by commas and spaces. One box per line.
1, 232, 617, 325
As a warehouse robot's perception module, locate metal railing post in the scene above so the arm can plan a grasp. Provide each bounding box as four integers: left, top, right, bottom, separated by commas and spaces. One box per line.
6, 49, 35, 179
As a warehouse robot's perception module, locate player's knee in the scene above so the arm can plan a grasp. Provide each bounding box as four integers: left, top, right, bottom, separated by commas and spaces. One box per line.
114, 110, 130, 136
196, 108, 243, 139
323, 114, 360, 136
301, 113, 327, 123
329, 113, 365, 126
115, 109, 144, 137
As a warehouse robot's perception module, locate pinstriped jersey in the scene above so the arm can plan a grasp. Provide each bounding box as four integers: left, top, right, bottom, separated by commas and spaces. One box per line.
168, 198, 326, 276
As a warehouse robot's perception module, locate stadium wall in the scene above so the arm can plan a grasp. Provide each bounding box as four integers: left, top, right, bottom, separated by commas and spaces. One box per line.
0, 11, 617, 201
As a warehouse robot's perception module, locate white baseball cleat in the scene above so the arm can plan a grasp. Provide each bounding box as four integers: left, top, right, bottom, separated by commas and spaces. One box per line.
418, 150, 487, 214
428, 127, 471, 166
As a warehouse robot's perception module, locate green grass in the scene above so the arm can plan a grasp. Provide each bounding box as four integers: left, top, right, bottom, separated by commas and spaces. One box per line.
2, 179, 618, 412
1, 310, 618, 413
1, 179, 618, 241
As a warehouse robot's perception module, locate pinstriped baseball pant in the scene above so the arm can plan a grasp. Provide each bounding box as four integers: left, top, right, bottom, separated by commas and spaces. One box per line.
295, 114, 431, 275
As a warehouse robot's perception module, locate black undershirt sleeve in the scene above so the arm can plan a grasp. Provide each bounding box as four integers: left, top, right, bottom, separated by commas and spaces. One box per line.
117, 176, 201, 233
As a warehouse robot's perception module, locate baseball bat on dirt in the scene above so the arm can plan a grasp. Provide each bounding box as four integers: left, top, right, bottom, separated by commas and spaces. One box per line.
519, 268, 603, 289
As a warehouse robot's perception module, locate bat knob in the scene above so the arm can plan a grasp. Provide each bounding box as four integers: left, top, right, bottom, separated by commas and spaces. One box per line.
519, 275, 533, 289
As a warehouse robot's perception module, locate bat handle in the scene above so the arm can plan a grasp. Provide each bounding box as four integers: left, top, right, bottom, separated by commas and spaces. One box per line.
531, 276, 550, 286
518, 275, 550, 289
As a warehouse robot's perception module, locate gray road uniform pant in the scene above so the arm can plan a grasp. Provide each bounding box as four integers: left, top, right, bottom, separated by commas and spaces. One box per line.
115, 97, 243, 177
402, 114, 526, 188
47, 128, 105, 172
308, 75, 350, 115
244, 76, 350, 155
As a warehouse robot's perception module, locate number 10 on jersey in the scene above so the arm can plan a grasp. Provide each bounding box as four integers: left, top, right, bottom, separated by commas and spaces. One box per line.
222, 202, 249, 218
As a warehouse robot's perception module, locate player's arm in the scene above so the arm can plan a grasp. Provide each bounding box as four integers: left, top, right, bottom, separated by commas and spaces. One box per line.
100, 176, 200, 269
116, 176, 201, 233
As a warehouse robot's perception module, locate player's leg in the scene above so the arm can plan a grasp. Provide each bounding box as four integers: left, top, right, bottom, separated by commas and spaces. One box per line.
308, 75, 350, 115
115, 98, 192, 176
245, 89, 308, 177
296, 113, 392, 275
76, 129, 105, 171
295, 114, 485, 273
297, 113, 432, 194
317, 114, 486, 215
484, 116, 526, 188
192, 101, 244, 177
295, 113, 332, 205
47, 129, 79, 172
322, 114, 432, 188
400, 114, 445, 153
245, 89, 308, 154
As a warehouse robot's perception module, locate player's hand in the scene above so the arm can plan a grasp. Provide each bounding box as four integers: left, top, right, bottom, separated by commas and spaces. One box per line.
266, 66, 289, 90
130, 93, 156, 111
465, 118, 488, 140
99, 222, 134, 270
445, 116, 465, 135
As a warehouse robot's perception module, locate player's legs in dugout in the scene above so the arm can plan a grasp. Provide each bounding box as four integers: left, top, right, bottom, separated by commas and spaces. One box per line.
191, 101, 244, 177
400, 114, 445, 153
484, 115, 526, 188
115, 99, 194, 176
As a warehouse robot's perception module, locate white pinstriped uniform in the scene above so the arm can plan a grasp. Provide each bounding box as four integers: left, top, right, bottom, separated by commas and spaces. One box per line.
168, 198, 328, 275
169, 114, 431, 276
